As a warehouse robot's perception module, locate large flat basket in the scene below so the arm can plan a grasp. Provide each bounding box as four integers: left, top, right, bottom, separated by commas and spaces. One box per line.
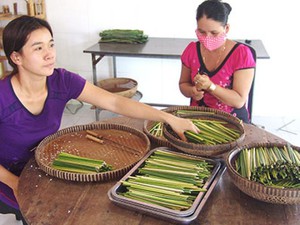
143, 106, 239, 148
35, 123, 150, 182
226, 142, 300, 204
163, 108, 245, 157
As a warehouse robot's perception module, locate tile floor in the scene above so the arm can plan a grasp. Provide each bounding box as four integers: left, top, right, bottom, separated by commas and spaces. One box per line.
251, 116, 300, 147
61, 103, 300, 147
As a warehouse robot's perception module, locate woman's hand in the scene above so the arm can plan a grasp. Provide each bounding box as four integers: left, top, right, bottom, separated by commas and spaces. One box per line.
194, 74, 212, 91
0, 165, 19, 199
12, 179, 19, 200
166, 115, 200, 142
192, 86, 204, 101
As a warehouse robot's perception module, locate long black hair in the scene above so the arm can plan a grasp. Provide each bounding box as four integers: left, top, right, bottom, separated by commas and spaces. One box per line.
3, 15, 53, 76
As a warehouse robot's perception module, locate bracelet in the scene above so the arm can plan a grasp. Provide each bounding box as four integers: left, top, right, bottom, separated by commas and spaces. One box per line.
208, 82, 216, 92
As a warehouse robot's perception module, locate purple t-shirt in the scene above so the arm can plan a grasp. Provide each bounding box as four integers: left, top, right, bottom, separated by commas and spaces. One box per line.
0, 68, 86, 209
181, 41, 256, 113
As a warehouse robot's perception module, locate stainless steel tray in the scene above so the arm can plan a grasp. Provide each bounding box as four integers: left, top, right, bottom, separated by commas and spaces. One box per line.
108, 147, 226, 224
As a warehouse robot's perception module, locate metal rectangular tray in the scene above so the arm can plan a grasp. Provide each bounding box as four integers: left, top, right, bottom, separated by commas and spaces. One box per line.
108, 147, 226, 224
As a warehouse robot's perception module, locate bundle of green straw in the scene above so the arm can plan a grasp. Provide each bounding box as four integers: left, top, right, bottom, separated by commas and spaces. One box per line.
99, 29, 148, 44
148, 121, 164, 137
149, 118, 240, 145
52, 152, 113, 173
235, 146, 300, 188
119, 149, 214, 211
185, 119, 240, 145
174, 110, 215, 117
148, 110, 214, 138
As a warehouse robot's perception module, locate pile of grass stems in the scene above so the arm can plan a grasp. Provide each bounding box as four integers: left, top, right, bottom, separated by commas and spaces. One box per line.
99, 29, 148, 43
148, 110, 214, 138
119, 149, 214, 211
186, 119, 240, 145
149, 117, 240, 145
52, 152, 113, 173
148, 121, 164, 137
174, 110, 215, 117
235, 146, 300, 188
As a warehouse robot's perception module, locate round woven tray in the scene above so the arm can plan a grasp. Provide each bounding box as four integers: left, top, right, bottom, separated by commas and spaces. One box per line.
143, 106, 234, 148
163, 108, 245, 157
35, 123, 150, 182
226, 142, 300, 204
97, 77, 138, 98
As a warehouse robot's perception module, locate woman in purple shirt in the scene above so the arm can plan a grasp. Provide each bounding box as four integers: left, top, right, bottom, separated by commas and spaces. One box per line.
0, 16, 199, 223
179, 0, 256, 123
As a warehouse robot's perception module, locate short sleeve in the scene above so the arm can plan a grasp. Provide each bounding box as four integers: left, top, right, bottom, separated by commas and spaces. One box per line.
181, 42, 198, 68
49, 68, 86, 100
232, 44, 256, 70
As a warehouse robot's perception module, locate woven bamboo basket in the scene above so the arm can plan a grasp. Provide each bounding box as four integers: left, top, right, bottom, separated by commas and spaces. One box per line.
163, 108, 245, 157
143, 106, 239, 148
226, 142, 300, 204
35, 123, 150, 182
97, 77, 138, 98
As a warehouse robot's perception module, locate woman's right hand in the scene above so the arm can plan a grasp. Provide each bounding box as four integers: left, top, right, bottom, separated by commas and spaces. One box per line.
192, 86, 204, 101
0, 165, 19, 199
12, 177, 19, 199
166, 115, 200, 142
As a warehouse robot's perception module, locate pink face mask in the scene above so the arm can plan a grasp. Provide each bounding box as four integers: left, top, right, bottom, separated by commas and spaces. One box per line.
195, 29, 226, 51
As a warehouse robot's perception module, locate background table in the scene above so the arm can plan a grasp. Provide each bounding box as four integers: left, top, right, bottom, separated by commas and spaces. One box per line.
83, 38, 270, 120
83, 37, 269, 81
17, 117, 299, 225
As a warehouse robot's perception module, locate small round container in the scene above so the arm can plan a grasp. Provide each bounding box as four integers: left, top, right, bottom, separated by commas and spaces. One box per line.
97, 77, 138, 98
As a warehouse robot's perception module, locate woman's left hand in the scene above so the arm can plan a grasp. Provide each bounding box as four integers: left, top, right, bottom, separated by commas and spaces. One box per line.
194, 74, 211, 91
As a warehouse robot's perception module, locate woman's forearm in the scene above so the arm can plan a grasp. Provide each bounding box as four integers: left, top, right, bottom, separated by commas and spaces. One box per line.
79, 81, 180, 122
107, 95, 176, 122
78, 82, 199, 141
0, 165, 19, 192
207, 86, 246, 108
179, 82, 195, 98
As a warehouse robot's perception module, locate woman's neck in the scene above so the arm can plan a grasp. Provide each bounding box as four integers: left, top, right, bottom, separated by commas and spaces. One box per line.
12, 73, 47, 97
11, 73, 48, 115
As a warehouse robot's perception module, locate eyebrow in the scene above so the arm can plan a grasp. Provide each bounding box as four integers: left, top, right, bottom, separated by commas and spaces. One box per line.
31, 38, 54, 47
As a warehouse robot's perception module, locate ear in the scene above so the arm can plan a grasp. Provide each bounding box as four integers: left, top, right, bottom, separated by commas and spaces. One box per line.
225, 23, 230, 34
10, 51, 21, 65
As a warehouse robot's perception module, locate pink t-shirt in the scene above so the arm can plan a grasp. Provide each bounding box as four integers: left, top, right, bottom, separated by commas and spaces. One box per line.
181, 41, 256, 114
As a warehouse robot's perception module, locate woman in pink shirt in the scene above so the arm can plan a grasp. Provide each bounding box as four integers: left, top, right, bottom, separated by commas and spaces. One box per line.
179, 0, 256, 123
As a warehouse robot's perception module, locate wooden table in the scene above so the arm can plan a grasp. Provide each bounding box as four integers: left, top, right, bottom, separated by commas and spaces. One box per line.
83, 37, 270, 121
17, 117, 299, 225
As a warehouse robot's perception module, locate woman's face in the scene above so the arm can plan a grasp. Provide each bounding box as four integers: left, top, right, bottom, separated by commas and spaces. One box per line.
196, 16, 228, 37
14, 27, 56, 77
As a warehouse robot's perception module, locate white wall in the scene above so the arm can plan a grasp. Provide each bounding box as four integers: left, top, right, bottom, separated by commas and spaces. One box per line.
2, 0, 299, 117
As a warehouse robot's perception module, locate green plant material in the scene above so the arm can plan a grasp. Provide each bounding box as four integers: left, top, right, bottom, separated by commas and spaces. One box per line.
149, 117, 240, 145
184, 119, 240, 145
99, 29, 148, 44
148, 121, 163, 137
235, 146, 300, 188
118, 149, 214, 211
52, 152, 113, 173
175, 110, 215, 117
